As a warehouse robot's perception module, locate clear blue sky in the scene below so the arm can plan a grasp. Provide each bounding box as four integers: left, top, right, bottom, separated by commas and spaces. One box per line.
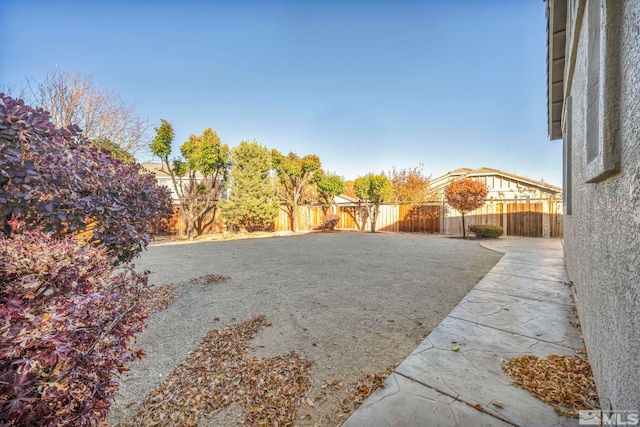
1, 0, 562, 186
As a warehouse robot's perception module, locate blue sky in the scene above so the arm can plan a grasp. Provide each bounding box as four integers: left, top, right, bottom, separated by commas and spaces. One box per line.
1, 0, 562, 186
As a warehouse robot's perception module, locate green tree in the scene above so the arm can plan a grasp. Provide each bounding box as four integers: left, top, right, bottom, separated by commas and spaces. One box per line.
93, 138, 136, 163
151, 120, 230, 240
271, 150, 321, 232
444, 178, 488, 237
315, 172, 345, 215
354, 173, 394, 233
219, 140, 279, 232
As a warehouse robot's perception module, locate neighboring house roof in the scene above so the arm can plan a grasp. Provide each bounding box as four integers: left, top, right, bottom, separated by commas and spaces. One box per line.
546, 0, 567, 140
334, 194, 359, 206
430, 167, 562, 198
140, 163, 168, 177
140, 163, 206, 180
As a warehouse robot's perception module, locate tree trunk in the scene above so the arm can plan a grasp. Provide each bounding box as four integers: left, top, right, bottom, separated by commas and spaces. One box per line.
462, 213, 466, 238
370, 206, 377, 233
186, 209, 196, 240
290, 204, 297, 232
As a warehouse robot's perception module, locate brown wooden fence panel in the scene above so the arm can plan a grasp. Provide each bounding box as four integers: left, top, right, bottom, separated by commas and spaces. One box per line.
338, 207, 359, 230
507, 201, 543, 237
274, 205, 343, 231
168, 206, 223, 235
396, 204, 440, 233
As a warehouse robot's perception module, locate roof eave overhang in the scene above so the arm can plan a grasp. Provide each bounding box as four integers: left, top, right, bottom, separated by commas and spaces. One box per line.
547, 0, 567, 140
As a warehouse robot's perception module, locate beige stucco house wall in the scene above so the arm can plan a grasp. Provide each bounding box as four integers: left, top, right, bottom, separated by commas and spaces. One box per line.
547, 0, 640, 412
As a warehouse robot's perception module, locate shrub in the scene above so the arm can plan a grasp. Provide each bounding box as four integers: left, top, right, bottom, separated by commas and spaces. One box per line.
0, 94, 174, 264
0, 230, 149, 426
469, 224, 504, 239
320, 215, 340, 231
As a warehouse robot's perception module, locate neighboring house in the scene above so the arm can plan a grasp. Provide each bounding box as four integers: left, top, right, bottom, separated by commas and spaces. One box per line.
141, 163, 213, 204
430, 167, 563, 237
430, 167, 562, 200
140, 163, 181, 204
140, 163, 222, 234
547, 0, 639, 413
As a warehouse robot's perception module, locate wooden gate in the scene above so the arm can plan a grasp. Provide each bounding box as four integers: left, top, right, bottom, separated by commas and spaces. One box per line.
506, 202, 543, 237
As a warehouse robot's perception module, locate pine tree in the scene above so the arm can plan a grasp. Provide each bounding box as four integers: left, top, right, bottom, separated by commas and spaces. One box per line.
220, 140, 279, 232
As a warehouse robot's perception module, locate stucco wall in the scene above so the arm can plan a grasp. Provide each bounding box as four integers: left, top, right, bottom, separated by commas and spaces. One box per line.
563, 0, 640, 412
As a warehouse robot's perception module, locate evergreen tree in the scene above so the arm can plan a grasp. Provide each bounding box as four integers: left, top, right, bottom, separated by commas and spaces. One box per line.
220, 140, 279, 231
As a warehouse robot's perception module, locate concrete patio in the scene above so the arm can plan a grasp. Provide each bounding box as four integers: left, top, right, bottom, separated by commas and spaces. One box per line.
343, 237, 584, 427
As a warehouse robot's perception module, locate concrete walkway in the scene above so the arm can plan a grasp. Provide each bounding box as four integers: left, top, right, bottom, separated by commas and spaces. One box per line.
343, 238, 584, 427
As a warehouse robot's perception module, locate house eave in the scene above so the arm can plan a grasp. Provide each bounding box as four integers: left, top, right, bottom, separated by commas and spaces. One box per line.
547, 0, 567, 140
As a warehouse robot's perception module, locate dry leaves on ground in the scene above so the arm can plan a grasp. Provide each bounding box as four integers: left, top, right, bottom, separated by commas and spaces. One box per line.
141, 284, 179, 314
339, 366, 396, 412
502, 354, 600, 417
296, 366, 396, 426
141, 275, 230, 315
128, 315, 313, 427
187, 274, 231, 285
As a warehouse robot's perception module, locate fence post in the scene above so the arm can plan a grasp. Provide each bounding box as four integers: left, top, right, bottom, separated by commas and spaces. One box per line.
502, 203, 509, 236
542, 198, 551, 238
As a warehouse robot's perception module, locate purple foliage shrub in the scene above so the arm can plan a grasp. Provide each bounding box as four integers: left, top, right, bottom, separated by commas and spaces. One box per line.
321, 214, 340, 230
0, 94, 173, 264
0, 231, 149, 426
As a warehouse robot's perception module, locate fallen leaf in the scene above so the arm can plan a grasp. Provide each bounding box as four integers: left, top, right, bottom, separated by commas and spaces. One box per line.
490, 399, 504, 409
502, 354, 599, 418
127, 315, 313, 426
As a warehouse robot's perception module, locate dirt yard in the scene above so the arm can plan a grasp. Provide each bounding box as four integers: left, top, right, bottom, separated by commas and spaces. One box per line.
107, 231, 502, 426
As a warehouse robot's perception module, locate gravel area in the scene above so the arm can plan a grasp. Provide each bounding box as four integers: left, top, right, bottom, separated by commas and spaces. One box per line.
107, 231, 502, 426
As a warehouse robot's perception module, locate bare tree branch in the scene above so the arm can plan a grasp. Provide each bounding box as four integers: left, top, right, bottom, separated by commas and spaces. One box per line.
25, 67, 149, 155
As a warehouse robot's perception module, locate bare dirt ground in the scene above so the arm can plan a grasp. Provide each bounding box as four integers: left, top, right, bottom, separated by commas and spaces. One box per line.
107, 231, 502, 426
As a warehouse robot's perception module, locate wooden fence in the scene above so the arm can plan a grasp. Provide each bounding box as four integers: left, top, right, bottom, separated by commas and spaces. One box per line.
167, 198, 563, 238
272, 198, 563, 238
167, 206, 224, 235
440, 198, 563, 238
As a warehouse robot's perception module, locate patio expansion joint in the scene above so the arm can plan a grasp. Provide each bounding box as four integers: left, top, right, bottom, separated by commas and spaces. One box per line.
447, 316, 581, 351
472, 287, 575, 307
486, 270, 566, 284
392, 370, 519, 427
